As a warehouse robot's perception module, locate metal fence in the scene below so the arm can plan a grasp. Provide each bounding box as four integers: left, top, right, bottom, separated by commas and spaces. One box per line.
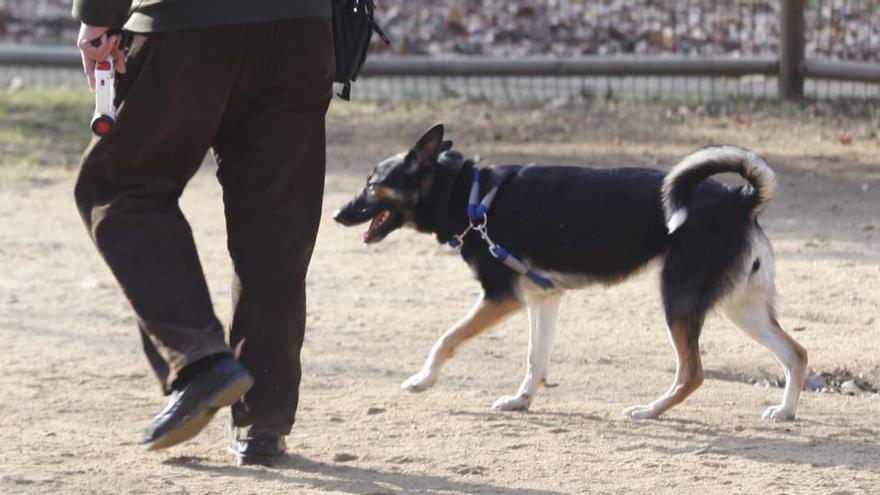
372, 0, 783, 57
369, 0, 879, 60
0, 0, 879, 103
807, 0, 880, 62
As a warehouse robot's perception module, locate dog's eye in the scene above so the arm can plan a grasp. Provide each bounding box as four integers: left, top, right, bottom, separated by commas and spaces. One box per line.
366, 185, 377, 196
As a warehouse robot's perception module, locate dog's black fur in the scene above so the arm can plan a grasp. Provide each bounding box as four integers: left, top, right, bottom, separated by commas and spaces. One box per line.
334, 124, 760, 327
334, 124, 807, 419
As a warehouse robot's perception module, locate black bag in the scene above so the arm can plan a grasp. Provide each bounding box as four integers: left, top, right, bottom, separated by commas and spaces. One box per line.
332, 0, 389, 100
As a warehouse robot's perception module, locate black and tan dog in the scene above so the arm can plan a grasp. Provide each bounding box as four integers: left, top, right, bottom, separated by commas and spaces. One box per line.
334, 124, 807, 421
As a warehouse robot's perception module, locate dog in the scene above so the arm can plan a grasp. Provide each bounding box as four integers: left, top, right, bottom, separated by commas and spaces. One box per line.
333, 124, 808, 421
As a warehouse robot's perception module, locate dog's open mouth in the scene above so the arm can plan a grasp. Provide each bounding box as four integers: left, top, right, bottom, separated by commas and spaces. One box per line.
364, 210, 391, 243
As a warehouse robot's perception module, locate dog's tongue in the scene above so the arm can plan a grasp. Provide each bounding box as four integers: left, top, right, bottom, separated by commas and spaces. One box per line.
363, 211, 388, 242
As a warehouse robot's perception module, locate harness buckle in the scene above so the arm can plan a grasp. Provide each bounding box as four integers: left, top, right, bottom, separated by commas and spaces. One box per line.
449, 165, 554, 290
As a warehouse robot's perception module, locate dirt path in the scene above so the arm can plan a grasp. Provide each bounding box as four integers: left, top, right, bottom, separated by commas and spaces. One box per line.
1, 103, 879, 494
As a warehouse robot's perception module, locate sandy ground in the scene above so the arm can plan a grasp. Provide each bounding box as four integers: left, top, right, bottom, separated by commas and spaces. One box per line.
1, 102, 879, 494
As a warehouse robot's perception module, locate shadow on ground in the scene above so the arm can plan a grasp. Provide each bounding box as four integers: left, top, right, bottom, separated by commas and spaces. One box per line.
166, 454, 564, 495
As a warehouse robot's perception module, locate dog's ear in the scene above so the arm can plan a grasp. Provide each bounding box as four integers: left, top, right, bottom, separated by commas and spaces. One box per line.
408, 123, 445, 166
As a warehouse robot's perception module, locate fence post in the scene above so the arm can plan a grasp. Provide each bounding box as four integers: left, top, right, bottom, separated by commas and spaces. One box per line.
779, 0, 805, 99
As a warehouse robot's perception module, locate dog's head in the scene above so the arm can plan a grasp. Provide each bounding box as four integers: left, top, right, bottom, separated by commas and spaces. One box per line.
333, 124, 452, 243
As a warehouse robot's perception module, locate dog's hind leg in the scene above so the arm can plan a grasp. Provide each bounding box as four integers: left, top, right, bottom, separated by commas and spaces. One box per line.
401, 296, 522, 393
491, 293, 561, 412
722, 286, 807, 421
623, 318, 705, 419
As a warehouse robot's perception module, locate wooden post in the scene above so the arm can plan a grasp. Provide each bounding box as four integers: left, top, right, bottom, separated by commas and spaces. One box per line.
779, 0, 805, 99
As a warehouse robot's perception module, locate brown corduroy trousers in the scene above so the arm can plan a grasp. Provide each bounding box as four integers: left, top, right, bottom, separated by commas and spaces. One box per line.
74, 18, 334, 437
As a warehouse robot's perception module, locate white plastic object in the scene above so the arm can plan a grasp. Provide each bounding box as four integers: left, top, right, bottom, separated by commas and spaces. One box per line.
90, 56, 117, 137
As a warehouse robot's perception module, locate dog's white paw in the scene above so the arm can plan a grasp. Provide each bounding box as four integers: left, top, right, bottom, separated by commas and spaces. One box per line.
491, 395, 531, 412
401, 370, 436, 393
762, 405, 796, 421
622, 404, 661, 420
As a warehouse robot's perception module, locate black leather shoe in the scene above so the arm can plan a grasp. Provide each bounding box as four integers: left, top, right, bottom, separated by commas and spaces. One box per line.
142, 355, 253, 451
230, 436, 287, 467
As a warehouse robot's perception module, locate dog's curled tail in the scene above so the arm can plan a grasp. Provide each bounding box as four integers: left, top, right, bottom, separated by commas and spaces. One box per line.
661, 145, 776, 234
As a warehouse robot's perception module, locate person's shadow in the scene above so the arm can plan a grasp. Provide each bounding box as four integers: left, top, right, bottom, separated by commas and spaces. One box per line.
166, 453, 564, 494
165, 399, 880, 493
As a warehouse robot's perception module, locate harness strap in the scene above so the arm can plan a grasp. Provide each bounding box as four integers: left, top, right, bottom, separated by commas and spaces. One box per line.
466, 168, 482, 222
467, 167, 514, 223
489, 246, 555, 290
449, 167, 554, 290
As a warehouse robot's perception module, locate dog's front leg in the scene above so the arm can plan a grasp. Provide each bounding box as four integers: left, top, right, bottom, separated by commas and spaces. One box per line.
492, 294, 561, 412
401, 295, 522, 393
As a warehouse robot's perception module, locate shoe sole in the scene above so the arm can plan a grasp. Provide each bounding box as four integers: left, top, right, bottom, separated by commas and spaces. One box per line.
232, 452, 282, 467
145, 373, 254, 451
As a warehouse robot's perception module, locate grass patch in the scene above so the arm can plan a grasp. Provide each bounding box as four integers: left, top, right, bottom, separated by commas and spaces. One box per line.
1, 87, 877, 180
0, 88, 92, 174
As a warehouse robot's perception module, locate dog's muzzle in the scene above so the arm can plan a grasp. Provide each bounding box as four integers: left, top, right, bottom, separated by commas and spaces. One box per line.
333, 193, 375, 226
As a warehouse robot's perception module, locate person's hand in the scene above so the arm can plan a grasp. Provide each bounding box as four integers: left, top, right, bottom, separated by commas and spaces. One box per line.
77, 23, 127, 92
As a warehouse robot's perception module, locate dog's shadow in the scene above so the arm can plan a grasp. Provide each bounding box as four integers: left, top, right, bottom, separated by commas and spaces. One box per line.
164, 411, 878, 491
166, 453, 564, 495
448, 407, 880, 470
553, 411, 880, 470
637, 417, 880, 469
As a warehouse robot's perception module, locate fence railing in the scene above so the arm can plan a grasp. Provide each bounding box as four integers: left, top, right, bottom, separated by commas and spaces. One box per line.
1, 0, 879, 101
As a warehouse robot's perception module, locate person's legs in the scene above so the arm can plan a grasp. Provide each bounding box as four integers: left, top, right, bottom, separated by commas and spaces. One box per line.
75, 26, 283, 449
211, 18, 334, 443
74, 28, 252, 391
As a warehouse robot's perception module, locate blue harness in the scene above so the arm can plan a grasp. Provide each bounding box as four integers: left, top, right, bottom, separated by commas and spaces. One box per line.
447, 168, 554, 290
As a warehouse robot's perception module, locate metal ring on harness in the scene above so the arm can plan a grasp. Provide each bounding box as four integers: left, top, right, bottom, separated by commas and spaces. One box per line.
447, 166, 554, 290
